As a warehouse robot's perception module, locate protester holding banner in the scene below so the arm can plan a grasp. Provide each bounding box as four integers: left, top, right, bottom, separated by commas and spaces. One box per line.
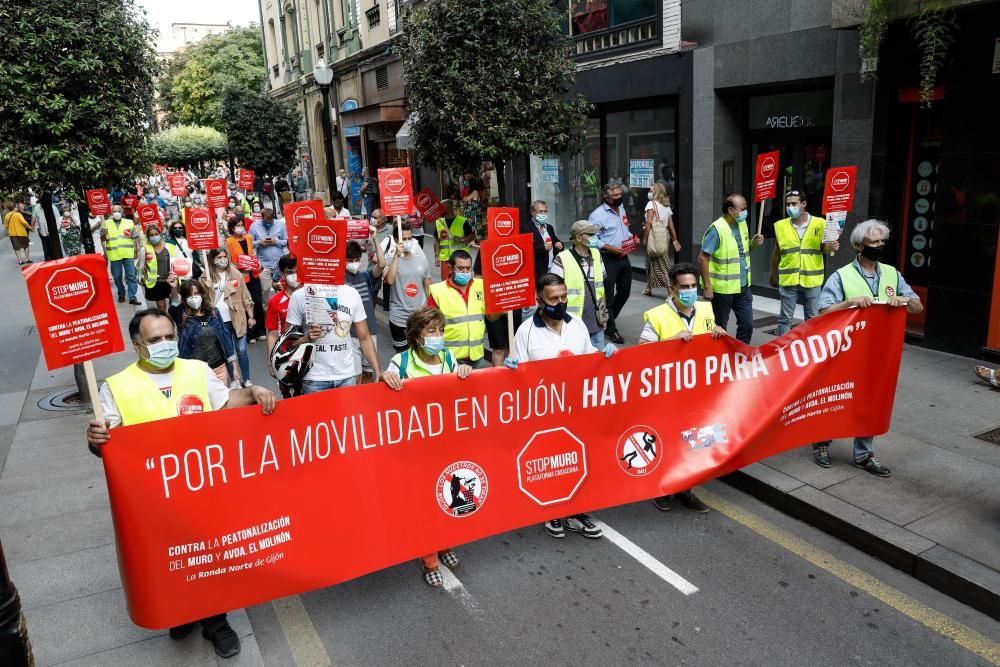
249, 208, 288, 295
384, 222, 433, 352
642, 183, 680, 297
769, 191, 837, 336
809, 219, 921, 475
206, 247, 255, 386
169, 279, 238, 385
346, 234, 384, 383
140, 223, 178, 312
588, 181, 633, 345
427, 249, 491, 369
225, 219, 266, 343
86, 308, 276, 658
698, 194, 764, 345
551, 221, 608, 348
433, 200, 474, 280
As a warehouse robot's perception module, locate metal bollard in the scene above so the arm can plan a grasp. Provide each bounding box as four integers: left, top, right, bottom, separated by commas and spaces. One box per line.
0, 540, 33, 666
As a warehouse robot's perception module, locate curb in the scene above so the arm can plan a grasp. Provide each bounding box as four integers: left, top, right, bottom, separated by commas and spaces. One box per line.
722, 466, 1000, 622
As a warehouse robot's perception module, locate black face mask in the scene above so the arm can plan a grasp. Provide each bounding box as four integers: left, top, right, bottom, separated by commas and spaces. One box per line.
541, 301, 567, 320
608, 197, 623, 208
860, 244, 884, 261
172, 227, 185, 237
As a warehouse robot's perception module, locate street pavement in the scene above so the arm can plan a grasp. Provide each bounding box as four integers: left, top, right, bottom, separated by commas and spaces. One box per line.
1, 244, 998, 665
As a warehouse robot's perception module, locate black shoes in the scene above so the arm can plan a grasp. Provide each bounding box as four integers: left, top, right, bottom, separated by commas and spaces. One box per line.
675, 490, 710, 513
168, 622, 197, 640
608, 331, 625, 344
813, 445, 832, 468
170, 617, 241, 659
128, 298, 141, 305
652, 495, 672, 511
117, 294, 126, 303
855, 454, 891, 477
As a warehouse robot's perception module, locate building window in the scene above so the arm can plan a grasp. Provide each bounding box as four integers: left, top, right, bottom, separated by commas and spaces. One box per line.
566, 0, 656, 35
316, 43, 325, 59
366, 2, 381, 28
375, 65, 389, 90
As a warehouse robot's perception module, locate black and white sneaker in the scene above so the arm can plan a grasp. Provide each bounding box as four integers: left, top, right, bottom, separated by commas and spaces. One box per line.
544, 518, 565, 538
855, 454, 891, 477
565, 513, 603, 539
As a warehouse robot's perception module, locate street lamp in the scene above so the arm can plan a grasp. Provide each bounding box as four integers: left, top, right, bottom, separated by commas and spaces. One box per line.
313, 58, 338, 203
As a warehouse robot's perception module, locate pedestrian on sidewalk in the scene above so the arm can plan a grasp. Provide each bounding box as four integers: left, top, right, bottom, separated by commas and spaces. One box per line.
588, 181, 633, 345
205, 247, 255, 387
642, 183, 680, 297
86, 308, 275, 659
508, 273, 617, 540
346, 234, 384, 384
3, 200, 33, 265
811, 219, 923, 476
551, 221, 608, 348
638, 262, 728, 513
102, 205, 141, 304
381, 306, 473, 587
698, 193, 764, 344
769, 191, 837, 335
384, 222, 432, 352
427, 249, 491, 369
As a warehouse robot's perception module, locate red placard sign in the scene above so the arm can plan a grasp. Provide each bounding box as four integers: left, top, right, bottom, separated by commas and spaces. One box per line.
185, 208, 218, 250
346, 218, 370, 241
168, 173, 187, 197
488, 207, 519, 238
621, 234, 641, 254
238, 168, 255, 191
283, 199, 325, 250
754, 150, 780, 202
378, 167, 414, 217
22, 255, 124, 370
205, 179, 228, 209
414, 188, 445, 223
136, 204, 161, 229
290, 218, 347, 285
822, 166, 858, 215
86, 189, 112, 216
480, 233, 536, 314
170, 256, 192, 279
236, 254, 260, 272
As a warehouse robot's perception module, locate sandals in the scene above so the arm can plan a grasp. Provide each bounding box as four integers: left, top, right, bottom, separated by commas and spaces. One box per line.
423, 568, 443, 588
974, 365, 999, 388
439, 551, 460, 569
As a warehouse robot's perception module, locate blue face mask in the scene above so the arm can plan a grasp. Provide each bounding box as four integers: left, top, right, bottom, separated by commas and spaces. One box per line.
677, 288, 698, 307
422, 335, 445, 355
534, 213, 549, 224
588, 235, 601, 249
787, 206, 800, 219
453, 271, 472, 286
735, 209, 748, 223
142, 340, 178, 369
148, 235, 161, 245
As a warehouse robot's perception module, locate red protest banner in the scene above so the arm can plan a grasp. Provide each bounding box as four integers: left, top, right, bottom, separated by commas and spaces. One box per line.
205, 179, 228, 209
378, 167, 414, 216
283, 199, 325, 250
414, 188, 445, 223
22, 255, 124, 370
168, 173, 187, 197
346, 218, 370, 240
290, 218, 347, 285
136, 204, 161, 230
238, 168, 255, 191
754, 150, 780, 202
822, 166, 858, 215
100, 306, 905, 629
487, 207, 519, 238
85, 189, 112, 216
480, 234, 535, 314
185, 208, 218, 250
235, 255, 259, 272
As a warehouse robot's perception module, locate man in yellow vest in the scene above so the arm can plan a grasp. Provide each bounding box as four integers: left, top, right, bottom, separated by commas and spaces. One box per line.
426, 249, 490, 368
551, 221, 608, 347
433, 199, 475, 281
86, 309, 276, 658
639, 262, 727, 513
698, 194, 764, 344
102, 204, 141, 304
769, 191, 839, 335
812, 219, 922, 476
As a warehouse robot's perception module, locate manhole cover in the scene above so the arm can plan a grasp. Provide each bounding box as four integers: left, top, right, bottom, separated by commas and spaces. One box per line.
38, 389, 89, 412
974, 427, 1000, 445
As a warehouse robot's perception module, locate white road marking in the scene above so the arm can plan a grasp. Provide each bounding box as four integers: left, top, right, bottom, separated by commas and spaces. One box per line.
440, 566, 483, 616
593, 519, 700, 596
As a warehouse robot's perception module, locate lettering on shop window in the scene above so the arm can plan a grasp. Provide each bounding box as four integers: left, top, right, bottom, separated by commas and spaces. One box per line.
764, 114, 816, 129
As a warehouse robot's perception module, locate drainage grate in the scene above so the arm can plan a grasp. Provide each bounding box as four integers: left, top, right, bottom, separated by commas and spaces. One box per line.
38, 389, 88, 412
752, 315, 780, 328
974, 427, 1000, 445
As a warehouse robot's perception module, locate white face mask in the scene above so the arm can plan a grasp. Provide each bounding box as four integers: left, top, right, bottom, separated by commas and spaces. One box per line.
346, 261, 361, 274
112, 212, 122, 220
284, 273, 299, 289
404, 239, 417, 253
214, 257, 230, 269
186, 295, 203, 310
234, 226, 245, 236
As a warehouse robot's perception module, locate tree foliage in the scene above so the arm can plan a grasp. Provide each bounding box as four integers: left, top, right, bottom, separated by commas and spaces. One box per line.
221, 90, 301, 176
159, 26, 265, 131
148, 125, 229, 167
0, 0, 159, 197
400, 0, 590, 174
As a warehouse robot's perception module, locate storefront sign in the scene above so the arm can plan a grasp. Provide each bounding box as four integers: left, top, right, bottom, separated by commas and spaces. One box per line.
85, 189, 112, 217
541, 158, 560, 183
748, 91, 833, 131
238, 169, 255, 192
205, 179, 228, 209
168, 173, 187, 197
185, 208, 218, 250
487, 207, 519, 238
100, 306, 905, 629
821, 166, 857, 215
23, 254, 124, 370
283, 200, 325, 250
377, 167, 414, 217
290, 218, 347, 285
480, 234, 535, 314
414, 188, 445, 224
754, 151, 780, 202
629, 159, 654, 189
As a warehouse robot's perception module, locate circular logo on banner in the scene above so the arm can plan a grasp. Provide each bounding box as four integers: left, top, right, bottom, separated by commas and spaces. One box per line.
171, 257, 192, 278
911, 234, 927, 250
176, 394, 206, 416
436, 461, 488, 517
417, 193, 432, 209
910, 252, 925, 268
916, 179, 932, 196
917, 161, 933, 178
140, 207, 156, 223
208, 181, 224, 196
91, 191, 106, 204
913, 216, 928, 233
616, 425, 662, 477
385, 172, 406, 193
404, 283, 419, 298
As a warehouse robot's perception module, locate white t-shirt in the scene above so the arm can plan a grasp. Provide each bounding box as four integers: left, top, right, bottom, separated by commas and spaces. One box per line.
99, 361, 230, 428
792, 215, 810, 239
645, 201, 672, 222
212, 277, 232, 323
513, 314, 597, 362
285, 283, 367, 381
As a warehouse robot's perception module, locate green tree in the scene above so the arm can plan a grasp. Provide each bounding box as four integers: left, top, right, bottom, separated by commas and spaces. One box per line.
221, 89, 301, 177
148, 125, 229, 171
159, 26, 265, 130
400, 0, 590, 199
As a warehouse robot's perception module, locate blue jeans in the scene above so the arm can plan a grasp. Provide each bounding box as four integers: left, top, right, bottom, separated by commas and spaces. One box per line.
710, 285, 754, 344
223, 321, 250, 382
301, 376, 357, 394
109, 259, 138, 300
813, 437, 875, 463
776, 285, 821, 336
590, 330, 605, 348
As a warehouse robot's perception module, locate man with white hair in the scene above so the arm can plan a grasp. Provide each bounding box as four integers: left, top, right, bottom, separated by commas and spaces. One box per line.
811, 219, 922, 475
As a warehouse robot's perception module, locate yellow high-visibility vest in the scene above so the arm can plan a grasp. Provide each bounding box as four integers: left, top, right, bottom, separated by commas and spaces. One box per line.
774, 216, 826, 288
103, 219, 137, 261
105, 358, 213, 426
703, 217, 750, 294
435, 216, 470, 262
837, 262, 900, 302
427, 279, 486, 361
643, 301, 715, 340
143, 242, 177, 289
557, 248, 605, 320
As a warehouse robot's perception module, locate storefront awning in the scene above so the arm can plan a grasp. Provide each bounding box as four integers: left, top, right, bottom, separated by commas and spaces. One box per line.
395, 113, 418, 150
340, 102, 407, 128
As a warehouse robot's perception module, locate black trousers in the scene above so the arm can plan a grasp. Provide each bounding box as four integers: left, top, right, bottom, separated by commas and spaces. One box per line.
601, 252, 632, 336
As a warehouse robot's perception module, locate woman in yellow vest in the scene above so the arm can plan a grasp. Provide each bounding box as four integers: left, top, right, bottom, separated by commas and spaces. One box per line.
768, 191, 838, 336
140, 223, 178, 312
638, 262, 726, 514
433, 199, 474, 280
381, 306, 473, 588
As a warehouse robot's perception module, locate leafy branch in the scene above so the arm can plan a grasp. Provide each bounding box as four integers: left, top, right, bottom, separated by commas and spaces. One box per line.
910, 4, 956, 107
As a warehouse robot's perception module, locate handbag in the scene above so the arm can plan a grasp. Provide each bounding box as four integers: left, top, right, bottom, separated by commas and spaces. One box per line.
570, 250, 609, 327
646, 202, 670, 257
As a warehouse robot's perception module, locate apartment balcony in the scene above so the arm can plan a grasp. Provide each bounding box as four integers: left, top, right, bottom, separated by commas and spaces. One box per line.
564, 0, 679, 63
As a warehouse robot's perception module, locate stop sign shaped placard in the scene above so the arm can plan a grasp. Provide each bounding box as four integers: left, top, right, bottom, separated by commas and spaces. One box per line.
488, 207, 519, 238
517, 427, 588, 506
307, 225, 337, 254
185, 208, 218, 250
45, 267, 95, 314
492, 243, 523, 277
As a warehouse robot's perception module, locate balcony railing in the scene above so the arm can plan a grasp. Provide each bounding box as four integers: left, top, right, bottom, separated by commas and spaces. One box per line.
570, 16, 659, 59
